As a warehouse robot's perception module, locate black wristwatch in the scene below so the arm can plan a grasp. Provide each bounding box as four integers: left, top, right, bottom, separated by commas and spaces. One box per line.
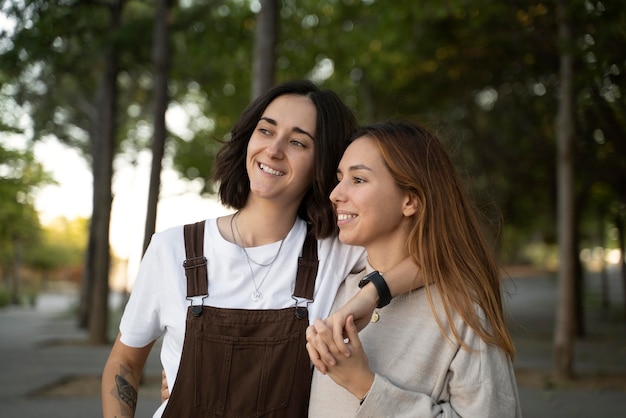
358, 270, 392, 308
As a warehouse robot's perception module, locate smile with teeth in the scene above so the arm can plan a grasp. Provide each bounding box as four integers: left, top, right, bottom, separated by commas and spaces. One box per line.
259, 163, 285, 176
337, 213, 357, 221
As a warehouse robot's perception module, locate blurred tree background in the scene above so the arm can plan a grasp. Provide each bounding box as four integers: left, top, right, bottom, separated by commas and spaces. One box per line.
0, 0, 624, 378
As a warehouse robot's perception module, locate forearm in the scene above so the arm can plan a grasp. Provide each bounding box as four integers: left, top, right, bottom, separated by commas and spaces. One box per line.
309, 258, 423, 361
102, 334, 154, 418
378, 256, 422, 297
328, 363, 374, 401
357, 375, 449, 418
344, 257, 422, 330
102, 361, 141, 417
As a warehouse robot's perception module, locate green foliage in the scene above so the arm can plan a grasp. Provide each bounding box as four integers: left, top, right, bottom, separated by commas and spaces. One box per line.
0, 0, 112, 152
167, 1, 258, 187
25, 216, 88, 271
0, 144, 49, 250
1, 0, 624, 265
0, 141, 53, 301
0, 288, 10, 308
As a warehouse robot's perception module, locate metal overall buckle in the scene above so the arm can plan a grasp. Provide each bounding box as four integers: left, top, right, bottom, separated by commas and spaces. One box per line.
292, 295, 312, 320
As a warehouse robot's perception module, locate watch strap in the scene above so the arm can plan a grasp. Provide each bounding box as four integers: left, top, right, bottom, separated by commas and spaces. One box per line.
358, 270, 392, 308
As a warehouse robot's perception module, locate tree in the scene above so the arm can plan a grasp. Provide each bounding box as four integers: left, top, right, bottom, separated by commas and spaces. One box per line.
142, 0, 173, 255
26, 217, 88, 283
553, 0, 576, 380
2, 0, 624, 349
0, 0, 126, 338
86, 0, 125, 345
251, 0, 277, 99
0, 145, 50, 304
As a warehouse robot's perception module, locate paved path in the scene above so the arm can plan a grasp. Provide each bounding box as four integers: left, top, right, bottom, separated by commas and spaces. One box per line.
0, 292, 163, 417
0, 268, 624, 417
503, 268, 626, 417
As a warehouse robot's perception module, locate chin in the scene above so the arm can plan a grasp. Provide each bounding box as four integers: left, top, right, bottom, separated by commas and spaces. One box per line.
338, 231, 361, 247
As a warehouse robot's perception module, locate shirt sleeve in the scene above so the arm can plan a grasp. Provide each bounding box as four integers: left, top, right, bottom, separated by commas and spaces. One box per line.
357, 328, 521, 418
310, 238, 366, 321
119, 228, 180, 347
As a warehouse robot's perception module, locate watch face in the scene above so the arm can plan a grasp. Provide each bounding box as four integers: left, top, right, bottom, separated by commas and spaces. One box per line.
358, 278, 369, 288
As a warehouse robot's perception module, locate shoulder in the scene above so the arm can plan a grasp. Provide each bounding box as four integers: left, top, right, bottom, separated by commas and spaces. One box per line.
145, 224, 185, 253
145, 219, 219, 258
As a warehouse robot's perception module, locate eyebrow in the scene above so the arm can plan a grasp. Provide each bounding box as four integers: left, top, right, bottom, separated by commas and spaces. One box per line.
337, 164, 373, 174
259, 116, 315, 141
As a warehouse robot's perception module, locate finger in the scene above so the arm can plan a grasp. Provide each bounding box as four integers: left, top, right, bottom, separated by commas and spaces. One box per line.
345, 315, 362, 350
311, 320, 339, 366
306, 341, 327, 374
160, 369, 169, 403
332, 316, 351, 357
306, 325, 329, 373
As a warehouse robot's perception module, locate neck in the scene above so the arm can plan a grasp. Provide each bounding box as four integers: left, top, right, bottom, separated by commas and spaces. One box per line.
364, 235, 410, 274
234, 203, 297, 247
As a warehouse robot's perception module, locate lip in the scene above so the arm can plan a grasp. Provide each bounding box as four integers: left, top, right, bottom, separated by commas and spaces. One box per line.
258, 162, 286, 177
335, 210, 357, 225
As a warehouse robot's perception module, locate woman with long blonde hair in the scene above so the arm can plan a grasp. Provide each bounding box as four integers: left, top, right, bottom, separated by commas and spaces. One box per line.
307, 120, 521, 417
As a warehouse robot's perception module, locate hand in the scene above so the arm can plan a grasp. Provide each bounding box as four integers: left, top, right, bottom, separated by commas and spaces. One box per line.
307, 281, 377, 365
307, 316, 374, 399
306, 318, 338, 374
324, 283, 378, 358
160, 369, 169, 404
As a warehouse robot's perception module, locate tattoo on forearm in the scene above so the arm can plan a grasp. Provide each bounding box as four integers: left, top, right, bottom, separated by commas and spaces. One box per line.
115, 374, 137, 410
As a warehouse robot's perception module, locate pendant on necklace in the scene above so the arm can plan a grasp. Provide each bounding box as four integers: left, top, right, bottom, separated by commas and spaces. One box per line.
370, 311, 379, 323
251, 291, 262, 302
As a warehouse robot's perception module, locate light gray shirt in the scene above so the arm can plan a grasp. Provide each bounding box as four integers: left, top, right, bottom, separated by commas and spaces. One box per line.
309, 270, 522, 418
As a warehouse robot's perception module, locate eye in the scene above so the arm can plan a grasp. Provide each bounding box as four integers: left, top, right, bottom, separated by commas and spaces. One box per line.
352, 176, 366, 184
258, 128, 272, 136
290, 139, 306, 148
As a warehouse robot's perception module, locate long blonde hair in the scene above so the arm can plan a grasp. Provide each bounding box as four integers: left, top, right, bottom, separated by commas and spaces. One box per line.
352, 120, 515, 357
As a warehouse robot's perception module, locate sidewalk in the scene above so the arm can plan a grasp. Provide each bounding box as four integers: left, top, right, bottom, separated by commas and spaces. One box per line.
503, 268, 626, 417
0, 269, 625, 418
0, 291, 163, 417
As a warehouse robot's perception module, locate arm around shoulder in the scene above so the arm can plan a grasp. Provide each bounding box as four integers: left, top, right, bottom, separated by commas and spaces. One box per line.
381, 256, 423, 296
102, 333, 155, 418
331, 257, 422, 333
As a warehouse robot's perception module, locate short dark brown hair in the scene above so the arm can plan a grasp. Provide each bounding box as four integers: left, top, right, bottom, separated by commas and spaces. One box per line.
213, 80, 357, 238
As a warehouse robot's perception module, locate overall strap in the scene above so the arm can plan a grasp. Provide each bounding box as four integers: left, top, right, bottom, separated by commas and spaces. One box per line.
183, 221, 208, 298
293, 225, 318, 301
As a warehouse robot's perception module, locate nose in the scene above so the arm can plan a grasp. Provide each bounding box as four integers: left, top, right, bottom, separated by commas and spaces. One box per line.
265, 136, 285, 158
329, 178, 345, 203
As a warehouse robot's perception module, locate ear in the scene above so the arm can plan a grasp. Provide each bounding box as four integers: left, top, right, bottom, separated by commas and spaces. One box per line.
402, 193, 419, 217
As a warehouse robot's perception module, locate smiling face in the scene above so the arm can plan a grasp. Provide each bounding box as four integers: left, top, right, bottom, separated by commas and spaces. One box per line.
246, 94, 317, 210
330, 135, 416, 266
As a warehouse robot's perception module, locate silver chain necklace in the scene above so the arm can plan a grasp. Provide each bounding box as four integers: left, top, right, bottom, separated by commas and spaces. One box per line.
230, 212, 285, 301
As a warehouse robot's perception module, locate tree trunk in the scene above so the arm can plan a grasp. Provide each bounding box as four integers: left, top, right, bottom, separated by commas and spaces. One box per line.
574, 227, 584, 337
78, 110, 100, 329
617, 213, 626, 319
572, 193, 584, 337
599, 211, 609, 310
251, 0, 277, 99
10, 236, 21, 305
78, 217, 95, 328
142, 0, 172, 256
553, 0, 576, 380
87, 0, 123, 345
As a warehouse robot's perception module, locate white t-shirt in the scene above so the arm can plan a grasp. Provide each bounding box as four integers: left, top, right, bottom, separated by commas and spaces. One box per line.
119, 217, 364, 417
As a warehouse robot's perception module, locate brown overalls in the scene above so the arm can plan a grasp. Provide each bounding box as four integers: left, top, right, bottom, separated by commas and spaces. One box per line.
162, 221, 318, 418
